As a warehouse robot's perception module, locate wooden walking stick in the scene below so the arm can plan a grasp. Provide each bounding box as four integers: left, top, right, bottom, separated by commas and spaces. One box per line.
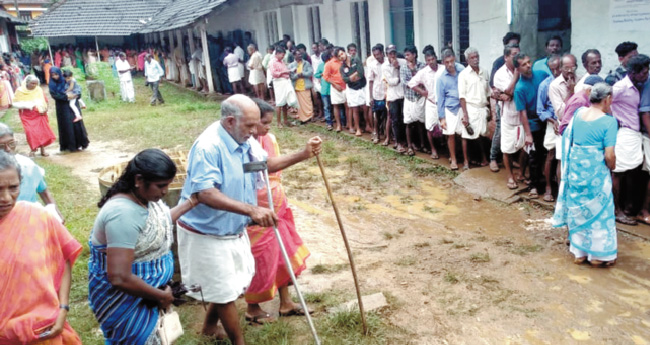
315, 154, 368, 334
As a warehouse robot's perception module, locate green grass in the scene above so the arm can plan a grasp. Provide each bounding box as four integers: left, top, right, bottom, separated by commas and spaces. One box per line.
469, 252, 491, 263
444, 272, 460, 284
1, 80, 417, 344
310, 263, 350, 274
509, 244, 543, 256
395, 256, 416, 266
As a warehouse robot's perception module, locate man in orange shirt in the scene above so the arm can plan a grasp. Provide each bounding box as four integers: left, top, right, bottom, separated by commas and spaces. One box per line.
323, 47, 347, 132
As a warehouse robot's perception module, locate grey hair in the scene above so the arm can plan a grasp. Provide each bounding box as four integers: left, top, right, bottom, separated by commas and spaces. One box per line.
589, 82, 612, 104
441, 48, 455, 60
248, 43, 257, 51
0, 150, 20, 179
0, 123, 13, 138
463, 47, 479, 60
220, 98, 244, 121
25, 74, 39, 85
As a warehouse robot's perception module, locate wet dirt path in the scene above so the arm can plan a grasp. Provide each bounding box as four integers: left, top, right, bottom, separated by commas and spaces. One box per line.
17, 125, 649, 344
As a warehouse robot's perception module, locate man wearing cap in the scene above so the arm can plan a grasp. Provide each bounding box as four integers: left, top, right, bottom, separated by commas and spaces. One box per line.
382, 44, 407, 152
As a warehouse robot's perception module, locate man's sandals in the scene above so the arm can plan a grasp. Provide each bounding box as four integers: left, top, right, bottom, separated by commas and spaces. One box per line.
245, 312, 276, 325
616, 214, 638, 226
279, 305, 314, 317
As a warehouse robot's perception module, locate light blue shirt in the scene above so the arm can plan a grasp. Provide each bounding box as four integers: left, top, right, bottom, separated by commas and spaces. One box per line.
536, 75, 556, 122
178, 122, 264, 236
15, 154, 46, 203
436, 63, 465, 119
532, 58, 552, 80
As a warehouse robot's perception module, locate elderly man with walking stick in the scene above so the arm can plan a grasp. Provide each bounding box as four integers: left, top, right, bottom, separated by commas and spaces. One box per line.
176, 94, 322, 345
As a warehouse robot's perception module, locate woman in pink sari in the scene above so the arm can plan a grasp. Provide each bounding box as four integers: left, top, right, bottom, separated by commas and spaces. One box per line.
0, 151, 83, 344
244, 99, 312, 324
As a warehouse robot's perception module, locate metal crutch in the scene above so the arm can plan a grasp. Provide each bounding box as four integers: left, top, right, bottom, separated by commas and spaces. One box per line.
243, 161, 321, 345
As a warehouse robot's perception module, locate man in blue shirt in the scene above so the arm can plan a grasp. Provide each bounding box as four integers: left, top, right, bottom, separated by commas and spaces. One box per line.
437, 48, 465, 170
514, 53, 548, 199
532, 36, 562, 81
177, 95, 322, 344
535, 54, 561, 202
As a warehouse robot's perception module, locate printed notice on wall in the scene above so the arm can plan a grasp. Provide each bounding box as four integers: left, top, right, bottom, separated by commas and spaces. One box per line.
611, 0, 650, 30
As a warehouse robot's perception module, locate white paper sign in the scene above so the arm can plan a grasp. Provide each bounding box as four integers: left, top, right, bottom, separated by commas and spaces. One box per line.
611, 0, 650, 31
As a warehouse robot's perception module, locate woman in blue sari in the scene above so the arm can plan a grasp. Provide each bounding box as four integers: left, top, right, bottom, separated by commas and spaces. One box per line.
553, 83, 618, 267
88, 149, 198, 344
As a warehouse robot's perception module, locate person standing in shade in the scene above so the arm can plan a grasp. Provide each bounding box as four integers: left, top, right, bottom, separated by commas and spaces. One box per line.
536, 54, 562, 202
368, 44, 388, 144
458, 47, 491, 168
402, 46, 427, 156
532, 36, 563, 79
144, 54, 165, 106
409, 49, 442, 160
606, 41, 638, 86
437, 49, 466, 170
513, 53, 547, 199
338, 46, 367, 136
116, 52, 135, 103
610, 55, 650, 225
382, 44, 407, 152
289, 50, 314, 124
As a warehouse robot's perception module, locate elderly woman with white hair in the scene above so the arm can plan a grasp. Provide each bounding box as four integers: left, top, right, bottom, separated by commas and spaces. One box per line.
553, 82, 618, 267
11, 74, 56, 157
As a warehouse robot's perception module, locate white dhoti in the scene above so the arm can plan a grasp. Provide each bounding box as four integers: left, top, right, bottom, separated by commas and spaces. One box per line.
198, 65, 206, 79
501, 121, 526, 154
614, 128, 643, 173
543, 121, 560, 151
238, 63, 245, 82
177, 225, 255, 304
461, 104, 489, 139
442, 108, 463, 135
248, 69, 265, 85
266, 68, 272, 88
119, 79, 135, 102
424, 99, 439, 131
364, 84, 371, 106
404, 97, 426, 124
227, 66, 241, 83
643, 134, 650, 172
346, 87, 366, 107
273, 78, 298, 108
555, 135, 563, 160
331, 86, 347, 105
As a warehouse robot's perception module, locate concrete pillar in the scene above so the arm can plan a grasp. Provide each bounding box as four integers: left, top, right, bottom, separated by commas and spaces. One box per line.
413, 0, 441, 60
319, 0, 337, 44
367, 0, 390, 46
159, 31, 166, 49
293, 5, 310, 45
201, 25, 215, 93
168, 30, 175, 52
512, 0, 538, 60
279, 6, 294, 40
452, 0, 460, 59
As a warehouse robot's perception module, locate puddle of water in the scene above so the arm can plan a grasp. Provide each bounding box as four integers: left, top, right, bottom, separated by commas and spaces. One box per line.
567, 329, 591, 341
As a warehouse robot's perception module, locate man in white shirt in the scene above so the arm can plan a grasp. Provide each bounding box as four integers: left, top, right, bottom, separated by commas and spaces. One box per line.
144, 54, 165, 106
115, 52, 135, 103
382, 44, 407, 153
234, 43, 247, 90
367, 44, 387, 144
493, 43, 523, 189
408, 49, 442, 159
458, 47, 491, 168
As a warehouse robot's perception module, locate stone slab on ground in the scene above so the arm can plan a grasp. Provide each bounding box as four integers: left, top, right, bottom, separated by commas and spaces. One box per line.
453, 167, 526, 203
330, 292, 388, 314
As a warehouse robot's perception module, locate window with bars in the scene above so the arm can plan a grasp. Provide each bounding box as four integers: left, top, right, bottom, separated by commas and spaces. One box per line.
264, 11, 279, 46
307, 6, 322, 45
442, 0, 469, 63
351, 1, 371, 58
389, 0, 414, 52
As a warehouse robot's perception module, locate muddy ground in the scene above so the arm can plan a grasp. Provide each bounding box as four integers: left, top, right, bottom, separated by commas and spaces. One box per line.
19, 125, 650, 345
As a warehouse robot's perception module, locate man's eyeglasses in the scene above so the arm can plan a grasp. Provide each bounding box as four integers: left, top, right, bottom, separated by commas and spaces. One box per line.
562, 66, 577, 72
0, 141, 17, 150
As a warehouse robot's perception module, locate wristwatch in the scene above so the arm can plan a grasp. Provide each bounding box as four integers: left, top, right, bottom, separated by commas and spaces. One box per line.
59, 304, 70, 311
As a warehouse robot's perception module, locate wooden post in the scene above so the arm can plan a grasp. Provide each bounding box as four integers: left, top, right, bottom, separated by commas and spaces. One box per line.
200, 23, 214, 93
46, 37, 53, 62
176, 29, 186, 85
187, 27, 196, 87
95, 36, 100, 62
160, 31, 166, 49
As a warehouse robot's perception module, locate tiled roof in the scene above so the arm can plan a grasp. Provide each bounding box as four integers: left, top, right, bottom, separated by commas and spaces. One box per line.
137, 0, 227, 33
29, 0, 170, 37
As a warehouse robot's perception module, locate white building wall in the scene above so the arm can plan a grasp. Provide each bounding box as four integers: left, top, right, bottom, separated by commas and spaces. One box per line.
468, 0, 509, 70
367, 0, 390, 48
334, 0, 354, 47
413, 0, 440, 61
319, 0, 338, 44
571, 0, 650, 77
203, 0, 265, 47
